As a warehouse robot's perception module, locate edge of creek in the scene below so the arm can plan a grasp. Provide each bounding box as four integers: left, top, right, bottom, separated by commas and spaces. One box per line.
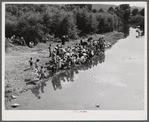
5, 31, 125, 106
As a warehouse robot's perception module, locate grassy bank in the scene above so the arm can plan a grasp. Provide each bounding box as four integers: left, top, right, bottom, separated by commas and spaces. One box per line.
5, 31, 124, 104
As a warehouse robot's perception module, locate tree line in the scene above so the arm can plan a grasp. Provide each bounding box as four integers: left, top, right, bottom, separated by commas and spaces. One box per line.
5, 4, 144, 45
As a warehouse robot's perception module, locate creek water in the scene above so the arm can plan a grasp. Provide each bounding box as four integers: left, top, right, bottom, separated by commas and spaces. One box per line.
6, 27, 145, 110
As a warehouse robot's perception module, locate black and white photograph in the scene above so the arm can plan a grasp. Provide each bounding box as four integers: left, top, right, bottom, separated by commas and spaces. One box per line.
2, 1, 147, 120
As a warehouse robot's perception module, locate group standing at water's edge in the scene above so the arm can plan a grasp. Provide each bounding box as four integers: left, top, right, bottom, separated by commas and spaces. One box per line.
47, 36, 105, 74
29, 52, 105, 97
28, 36, 106, 83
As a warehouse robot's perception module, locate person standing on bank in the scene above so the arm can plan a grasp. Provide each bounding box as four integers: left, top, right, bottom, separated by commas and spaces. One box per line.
34, 59, 40, 71
61, 35, 65, 45
21, 37, 27, 46
48, 44, 52, 57
29, 57, 33, 70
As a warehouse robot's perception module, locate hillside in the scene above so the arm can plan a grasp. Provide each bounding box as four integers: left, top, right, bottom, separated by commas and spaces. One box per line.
92, 4, 117, 12
92, 4, 144, 12
130, 6, 144, 11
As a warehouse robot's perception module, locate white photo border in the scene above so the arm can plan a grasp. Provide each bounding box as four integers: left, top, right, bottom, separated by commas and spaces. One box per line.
2, 1, 147, 121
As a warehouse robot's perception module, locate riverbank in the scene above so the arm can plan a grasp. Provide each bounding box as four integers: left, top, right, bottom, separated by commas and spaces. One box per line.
5, 31, 124, 104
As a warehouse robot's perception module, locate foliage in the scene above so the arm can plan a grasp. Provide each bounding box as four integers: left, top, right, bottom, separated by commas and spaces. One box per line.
130, 8, 144, 29
98, 8, 104, 12
5, 4, 144, 45
92, 9, 97, 13
130, 14, 144, 29
131, 8, 139, 16
108, 7, 114, 14
115, 4, 131, 23
140, 8, 144, 16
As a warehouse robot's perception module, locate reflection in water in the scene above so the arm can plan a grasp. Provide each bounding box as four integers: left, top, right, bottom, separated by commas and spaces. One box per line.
51, 76, 62, 90
118, 24, 145, 39
123, 25, 130, 38
51, 52, 105, 91
117, 25, 130, 38
30, 80, 47, 99
7, 27, 144, 110
28, 26, 144, 98
29, 52, 105, 97
30, 84, 41, 99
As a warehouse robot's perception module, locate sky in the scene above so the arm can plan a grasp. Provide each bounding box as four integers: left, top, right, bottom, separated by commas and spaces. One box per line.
106, 2, 146, 7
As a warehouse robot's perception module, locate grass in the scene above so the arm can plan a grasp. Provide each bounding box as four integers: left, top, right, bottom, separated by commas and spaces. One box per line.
5, 31, 124, 104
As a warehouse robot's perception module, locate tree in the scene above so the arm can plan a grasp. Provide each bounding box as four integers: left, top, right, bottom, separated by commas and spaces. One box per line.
58, 12, 78, 38
6, 4, 133, 44
115, 4, 130, 23
75, 4, 92, 12
5, 19, 18, 37
119, 4, 130, 11
132, 8, 138, 16
98, 8, 104, 12
17, 12, 44, 45
124, 8, 131, 22
108, 7, 114, 14
92, 9, 97, 13
115, 6, 119, 12
140, 8, 144, 16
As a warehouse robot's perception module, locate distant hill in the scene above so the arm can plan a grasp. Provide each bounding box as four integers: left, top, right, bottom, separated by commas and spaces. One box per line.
92, 4, 117, 12
92, 4, 144, 12
130, 6, 144, 12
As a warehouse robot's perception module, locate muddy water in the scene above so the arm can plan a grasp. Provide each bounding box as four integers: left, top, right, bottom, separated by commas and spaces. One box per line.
6, 27, 145, 110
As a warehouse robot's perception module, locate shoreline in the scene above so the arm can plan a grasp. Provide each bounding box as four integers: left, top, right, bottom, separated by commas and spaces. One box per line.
5, 31, 124, 105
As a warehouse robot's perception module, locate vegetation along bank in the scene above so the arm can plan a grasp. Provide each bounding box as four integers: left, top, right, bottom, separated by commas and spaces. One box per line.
5, 4, 144, 103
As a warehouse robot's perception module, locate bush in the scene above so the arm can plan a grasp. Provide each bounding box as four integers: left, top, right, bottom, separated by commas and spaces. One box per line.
5, 4, 144, 45
96, 13, 115, 33
16, 12, 44, 45
130, 14, 144, 29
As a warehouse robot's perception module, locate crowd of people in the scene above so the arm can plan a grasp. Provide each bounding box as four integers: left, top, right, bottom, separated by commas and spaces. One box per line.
6, 35, 27, 46
29, 52, 105, 99
29, 58, 47, 81
27, 36, 105, 83
6, 35, 34, 48
29, 52, 105, 98
51, 52, 105, 91
47, 36, 105, 74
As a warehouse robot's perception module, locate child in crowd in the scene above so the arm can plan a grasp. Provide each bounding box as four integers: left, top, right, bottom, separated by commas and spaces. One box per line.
34, 59, 40, 71
29, 57, 33, 70
48, 44, 52, 57
33, 69, 40, 80
39, 66, 46, 79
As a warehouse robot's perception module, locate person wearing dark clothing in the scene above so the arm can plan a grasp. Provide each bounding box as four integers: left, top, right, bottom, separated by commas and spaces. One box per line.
29, 57, 33, 70
99, 37, 105, 53
35, 59, 40, 71
39, 66, 46, 79
61, 35, 65, 45
48, 44, 52, 57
